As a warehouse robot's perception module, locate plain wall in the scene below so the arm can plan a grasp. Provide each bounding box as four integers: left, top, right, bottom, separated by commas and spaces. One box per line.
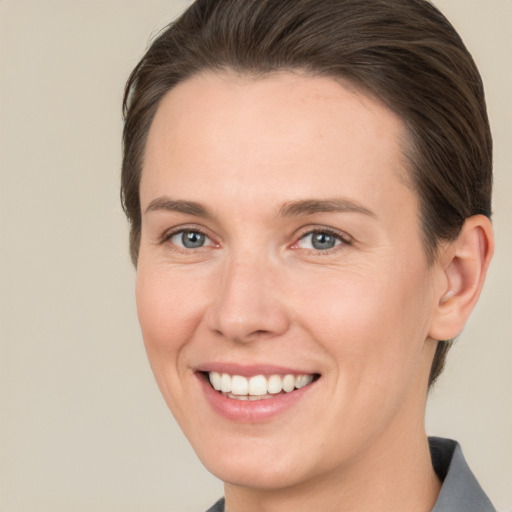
0, 1, 510, 511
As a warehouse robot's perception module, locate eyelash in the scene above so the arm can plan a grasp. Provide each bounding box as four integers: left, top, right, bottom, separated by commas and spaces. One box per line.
293, 227, 352, 254
160, 227, 214, 251
159, 226, 352, 254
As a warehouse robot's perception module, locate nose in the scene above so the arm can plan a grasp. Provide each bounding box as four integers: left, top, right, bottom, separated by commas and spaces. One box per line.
205, 254, 290, 343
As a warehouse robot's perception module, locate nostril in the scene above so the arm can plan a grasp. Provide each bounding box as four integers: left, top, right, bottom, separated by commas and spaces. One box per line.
204, 270, 290, 342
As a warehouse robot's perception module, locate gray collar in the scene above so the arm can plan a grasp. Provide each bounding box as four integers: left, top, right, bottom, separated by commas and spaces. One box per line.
430, 437, 495, 512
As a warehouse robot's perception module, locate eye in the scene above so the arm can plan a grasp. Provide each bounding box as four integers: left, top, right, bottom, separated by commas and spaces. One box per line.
168, 229, 212, 249
296, 230, 346, 251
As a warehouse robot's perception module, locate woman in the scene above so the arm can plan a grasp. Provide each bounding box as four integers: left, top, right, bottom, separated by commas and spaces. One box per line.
121, 1, 495, 510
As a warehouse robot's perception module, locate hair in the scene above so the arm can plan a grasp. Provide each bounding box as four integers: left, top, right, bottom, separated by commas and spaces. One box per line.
121, 0, 492, 386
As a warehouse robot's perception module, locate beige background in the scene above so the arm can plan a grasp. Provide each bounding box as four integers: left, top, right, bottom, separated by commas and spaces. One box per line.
0, 0, 510, 510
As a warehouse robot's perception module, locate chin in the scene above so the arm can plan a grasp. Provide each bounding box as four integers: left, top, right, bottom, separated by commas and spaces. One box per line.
206, 458, 310, 491
193, 437, 324, 491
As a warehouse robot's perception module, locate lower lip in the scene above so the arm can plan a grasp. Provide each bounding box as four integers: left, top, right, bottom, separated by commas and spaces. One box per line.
198, 373, 316, 423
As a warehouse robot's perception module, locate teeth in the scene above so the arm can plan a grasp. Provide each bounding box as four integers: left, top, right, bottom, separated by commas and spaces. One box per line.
295, 375, 312, 389
231, 375, 248, 395
209, 372, 222, 391
282, 374, 295, 392
221, 373, 231, 393
248, 375, 267, 396
208, 372, 314, 398
267, 375, 283, 394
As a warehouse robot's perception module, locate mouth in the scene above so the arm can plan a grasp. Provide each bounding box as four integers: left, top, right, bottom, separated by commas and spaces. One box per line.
203, 371, 320, 401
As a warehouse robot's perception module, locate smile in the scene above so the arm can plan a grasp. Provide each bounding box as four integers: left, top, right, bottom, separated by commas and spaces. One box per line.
208, 372, 316, 400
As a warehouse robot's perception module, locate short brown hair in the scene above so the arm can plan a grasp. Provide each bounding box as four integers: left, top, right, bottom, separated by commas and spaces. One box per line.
121, 0, 492, 386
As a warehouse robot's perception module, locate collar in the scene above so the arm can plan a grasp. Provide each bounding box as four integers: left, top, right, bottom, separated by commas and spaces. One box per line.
430, 437, 495, 512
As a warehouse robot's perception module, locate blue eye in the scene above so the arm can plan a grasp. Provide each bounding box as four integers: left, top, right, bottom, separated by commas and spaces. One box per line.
170, 230, 210, 249
297, 230, 343, 251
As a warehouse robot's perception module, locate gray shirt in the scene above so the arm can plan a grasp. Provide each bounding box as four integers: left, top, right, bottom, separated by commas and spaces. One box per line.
205, 437, 496, 512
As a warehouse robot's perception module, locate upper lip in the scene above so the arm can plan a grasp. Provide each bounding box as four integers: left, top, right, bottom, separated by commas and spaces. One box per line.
195, 362, 318, 377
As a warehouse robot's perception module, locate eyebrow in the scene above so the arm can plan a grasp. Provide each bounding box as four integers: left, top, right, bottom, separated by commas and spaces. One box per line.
278, 198, 375, 218
144, 196, 375, 219
144, 197, 212, 218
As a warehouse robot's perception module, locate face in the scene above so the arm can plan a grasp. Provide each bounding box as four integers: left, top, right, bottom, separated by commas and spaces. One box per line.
136, 71, 440, 490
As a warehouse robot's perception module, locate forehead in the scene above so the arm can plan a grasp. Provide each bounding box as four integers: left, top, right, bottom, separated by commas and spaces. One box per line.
141, 71, 413, 214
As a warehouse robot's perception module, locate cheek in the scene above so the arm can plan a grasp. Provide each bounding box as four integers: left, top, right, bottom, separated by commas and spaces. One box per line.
294, 262, 433, 381
294, 266, 434, 454
135, 265, 211, 423
135, 265, 206, 362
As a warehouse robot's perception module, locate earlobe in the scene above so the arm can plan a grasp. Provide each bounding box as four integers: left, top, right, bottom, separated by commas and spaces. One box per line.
429, 215, 494, 341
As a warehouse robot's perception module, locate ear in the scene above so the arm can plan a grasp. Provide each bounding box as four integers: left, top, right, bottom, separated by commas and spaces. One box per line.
429, 215, 494, 341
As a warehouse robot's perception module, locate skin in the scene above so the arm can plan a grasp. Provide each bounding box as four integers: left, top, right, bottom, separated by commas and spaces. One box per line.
136, 71, 493, 512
